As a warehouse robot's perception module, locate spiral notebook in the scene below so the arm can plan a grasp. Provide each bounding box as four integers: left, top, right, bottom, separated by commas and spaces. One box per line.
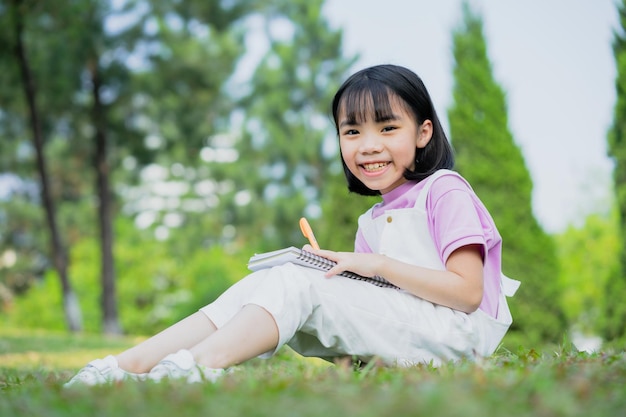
247, 246, 398, 289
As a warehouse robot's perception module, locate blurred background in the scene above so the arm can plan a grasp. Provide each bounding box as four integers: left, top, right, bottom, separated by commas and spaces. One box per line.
0, 0, 623, 351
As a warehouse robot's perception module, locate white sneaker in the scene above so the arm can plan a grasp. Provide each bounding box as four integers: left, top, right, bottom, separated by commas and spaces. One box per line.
147, 349, 225, 383
64, 355, 146, 387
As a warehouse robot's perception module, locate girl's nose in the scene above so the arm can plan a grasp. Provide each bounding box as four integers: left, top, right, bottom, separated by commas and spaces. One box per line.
359, 133, 383, 154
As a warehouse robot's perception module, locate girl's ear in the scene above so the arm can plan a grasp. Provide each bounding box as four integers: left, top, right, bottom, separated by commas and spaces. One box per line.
416, 119, 433, 148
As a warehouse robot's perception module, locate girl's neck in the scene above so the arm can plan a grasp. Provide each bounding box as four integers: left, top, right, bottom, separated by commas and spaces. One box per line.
381, 181, 416, 205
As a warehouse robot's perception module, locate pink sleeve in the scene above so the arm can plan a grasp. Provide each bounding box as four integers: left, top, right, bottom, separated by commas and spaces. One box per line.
426, 175, 488, 262
426, 173, 502, 317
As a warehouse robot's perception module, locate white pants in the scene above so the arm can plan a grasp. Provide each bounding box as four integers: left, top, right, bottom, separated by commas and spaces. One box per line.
199, 263, 495, 366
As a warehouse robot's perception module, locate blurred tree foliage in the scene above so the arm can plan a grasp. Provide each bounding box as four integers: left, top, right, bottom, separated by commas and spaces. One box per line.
447, 4, 566, 346
0, 0, 356, 333
217, 0, 356, 251
2, 216, 248, 334
0, 0, 103, 331
555, 212, 620, 338
0, 0, 250, 333
605, 0, 626, 342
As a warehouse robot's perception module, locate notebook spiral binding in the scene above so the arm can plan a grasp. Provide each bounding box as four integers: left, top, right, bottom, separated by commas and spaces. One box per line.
298, 250, 399, 289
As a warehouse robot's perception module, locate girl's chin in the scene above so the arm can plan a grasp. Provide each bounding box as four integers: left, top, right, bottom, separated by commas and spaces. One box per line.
359, 178, 399, 193
365, 176, 409, 194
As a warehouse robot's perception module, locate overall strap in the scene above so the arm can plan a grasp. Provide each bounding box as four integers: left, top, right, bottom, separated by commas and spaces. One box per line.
413, 169, 463, 210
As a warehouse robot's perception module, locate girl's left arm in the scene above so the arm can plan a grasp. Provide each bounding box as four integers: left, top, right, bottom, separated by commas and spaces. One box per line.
313, 245, 484, 314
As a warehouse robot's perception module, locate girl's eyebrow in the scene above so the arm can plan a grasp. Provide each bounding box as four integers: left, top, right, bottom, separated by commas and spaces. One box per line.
339, 113, 401, 128
375, 113, 400, 123
339, 119, 358, 128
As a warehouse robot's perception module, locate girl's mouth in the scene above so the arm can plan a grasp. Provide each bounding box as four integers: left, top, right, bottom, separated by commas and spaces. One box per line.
362, 162, 390, 172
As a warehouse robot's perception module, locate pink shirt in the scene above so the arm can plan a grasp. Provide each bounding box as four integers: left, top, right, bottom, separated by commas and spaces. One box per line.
354, 173, 502, 317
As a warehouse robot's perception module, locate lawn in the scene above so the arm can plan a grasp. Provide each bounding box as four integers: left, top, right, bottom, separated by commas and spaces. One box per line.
1, 327, 625, 417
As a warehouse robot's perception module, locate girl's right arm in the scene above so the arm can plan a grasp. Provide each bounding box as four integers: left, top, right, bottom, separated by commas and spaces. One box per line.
313, 245, 484, 314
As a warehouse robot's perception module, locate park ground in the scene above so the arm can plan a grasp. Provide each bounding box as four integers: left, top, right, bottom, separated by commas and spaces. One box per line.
1, 326, 625, 417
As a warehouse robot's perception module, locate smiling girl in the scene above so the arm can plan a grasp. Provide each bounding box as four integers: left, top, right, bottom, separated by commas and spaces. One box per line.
66, 64, 518, 386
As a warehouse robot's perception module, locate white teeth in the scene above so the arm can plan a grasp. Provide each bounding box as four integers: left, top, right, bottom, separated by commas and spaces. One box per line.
363, 162, 389, 172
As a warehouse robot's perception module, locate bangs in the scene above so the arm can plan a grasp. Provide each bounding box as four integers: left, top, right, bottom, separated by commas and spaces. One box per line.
336, 79, 408, 125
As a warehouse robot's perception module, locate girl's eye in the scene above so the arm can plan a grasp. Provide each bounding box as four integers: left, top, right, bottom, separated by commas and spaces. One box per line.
382, 126, 397, 132
343, 129, 359, 135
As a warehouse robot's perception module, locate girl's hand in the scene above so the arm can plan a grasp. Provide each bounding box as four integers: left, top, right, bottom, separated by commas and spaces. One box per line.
303, 244, 484, 312
307, 248, 384, 278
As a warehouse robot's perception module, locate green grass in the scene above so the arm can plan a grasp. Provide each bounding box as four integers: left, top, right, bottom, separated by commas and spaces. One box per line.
1, 327, 625, 417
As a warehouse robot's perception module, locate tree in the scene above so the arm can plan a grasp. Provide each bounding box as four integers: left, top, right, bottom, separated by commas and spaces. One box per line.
1, 0, 251, 333
0, 0, 355, 333
115, 0, 253, 255
215, 0, 356, 251
556, 211, 620, 336
64, 0, 252, 333
447, 3, 566, 345
2, 0, 83, 331
80, 0, 125, 334
604, 0, 626, 342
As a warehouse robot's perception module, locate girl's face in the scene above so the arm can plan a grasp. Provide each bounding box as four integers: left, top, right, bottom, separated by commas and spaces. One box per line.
338, 95, 432, 194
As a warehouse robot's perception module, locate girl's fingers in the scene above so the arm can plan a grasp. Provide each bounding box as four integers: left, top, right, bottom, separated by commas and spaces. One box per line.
312, 248, 338, 260
303, 248, 354, 277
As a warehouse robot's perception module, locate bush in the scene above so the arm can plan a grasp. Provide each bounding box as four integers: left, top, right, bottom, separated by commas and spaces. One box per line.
0, 218, 250, 335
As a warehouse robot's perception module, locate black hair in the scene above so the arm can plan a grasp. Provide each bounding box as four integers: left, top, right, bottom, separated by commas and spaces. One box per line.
331, 64, 454, 196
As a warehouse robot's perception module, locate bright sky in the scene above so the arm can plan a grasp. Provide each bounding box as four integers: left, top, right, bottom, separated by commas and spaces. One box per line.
323, 0, 619, 233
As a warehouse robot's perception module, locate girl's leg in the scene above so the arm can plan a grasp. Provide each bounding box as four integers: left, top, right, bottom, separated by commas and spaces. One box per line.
116, 312, 217, 373
190, 304, 279, 369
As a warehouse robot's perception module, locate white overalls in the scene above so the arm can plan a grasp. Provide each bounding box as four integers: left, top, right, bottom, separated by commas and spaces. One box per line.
200, 171, 519, 366
357, 169, 519, 359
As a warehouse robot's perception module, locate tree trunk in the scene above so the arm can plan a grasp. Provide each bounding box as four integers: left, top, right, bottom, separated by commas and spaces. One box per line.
89, 58, 121, 335
11, 0, 83, 332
